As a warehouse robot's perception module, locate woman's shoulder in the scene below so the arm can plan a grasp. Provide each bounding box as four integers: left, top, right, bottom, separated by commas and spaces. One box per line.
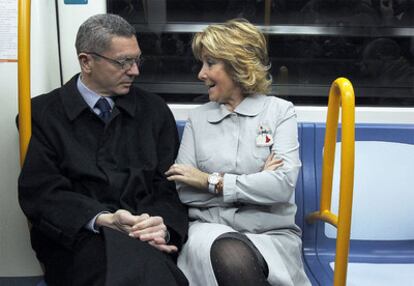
258, 95, 297, 123
263, 95, 294, 109
188, 101, 218, 119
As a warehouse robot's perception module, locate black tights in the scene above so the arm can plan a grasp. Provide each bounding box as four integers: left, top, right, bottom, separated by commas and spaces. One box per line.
210, 232, 271, 286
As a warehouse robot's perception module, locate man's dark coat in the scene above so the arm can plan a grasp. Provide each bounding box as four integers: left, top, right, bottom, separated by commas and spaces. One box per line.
18, 74, 188, 285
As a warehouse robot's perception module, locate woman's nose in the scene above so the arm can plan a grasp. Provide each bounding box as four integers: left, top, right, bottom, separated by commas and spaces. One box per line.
198, 65, 206, 81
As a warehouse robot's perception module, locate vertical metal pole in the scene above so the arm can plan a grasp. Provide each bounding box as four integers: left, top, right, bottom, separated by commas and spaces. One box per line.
18, 0, 32, 166
333, 78, 355, 286
306, 77, 355, 286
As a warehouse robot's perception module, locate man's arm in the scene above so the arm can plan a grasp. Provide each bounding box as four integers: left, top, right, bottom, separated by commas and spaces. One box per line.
18, 119, 108, 248
140, 100, 188, 250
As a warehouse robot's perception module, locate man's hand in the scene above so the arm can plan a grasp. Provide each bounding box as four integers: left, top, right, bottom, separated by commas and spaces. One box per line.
95, 210, 178, 253
95, 209, 137, 233
129, 214, 178, 253
165, 164, 209, 190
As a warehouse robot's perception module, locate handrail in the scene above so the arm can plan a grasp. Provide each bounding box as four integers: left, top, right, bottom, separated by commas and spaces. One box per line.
18, 0, 32, 167
306, 77, 355, 286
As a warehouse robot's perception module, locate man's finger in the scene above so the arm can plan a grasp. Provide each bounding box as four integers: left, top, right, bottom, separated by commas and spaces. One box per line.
132, 216, 162, 230
148, 241, 178, 253
130, 226, 165, 240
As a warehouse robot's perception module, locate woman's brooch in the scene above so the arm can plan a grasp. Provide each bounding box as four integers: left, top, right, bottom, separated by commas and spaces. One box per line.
256, 124, 273, 146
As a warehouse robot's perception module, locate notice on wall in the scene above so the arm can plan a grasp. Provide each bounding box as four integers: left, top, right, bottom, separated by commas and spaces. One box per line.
0, 0, 17, 62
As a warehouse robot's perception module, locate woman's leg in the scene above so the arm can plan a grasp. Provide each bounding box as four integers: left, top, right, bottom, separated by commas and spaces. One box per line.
210, 232, 271, 286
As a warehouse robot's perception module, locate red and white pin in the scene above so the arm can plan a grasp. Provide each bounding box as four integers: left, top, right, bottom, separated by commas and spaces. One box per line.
256, 124, 273, 147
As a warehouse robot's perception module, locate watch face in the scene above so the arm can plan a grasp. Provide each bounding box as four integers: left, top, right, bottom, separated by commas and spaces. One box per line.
208, 173, 220, 184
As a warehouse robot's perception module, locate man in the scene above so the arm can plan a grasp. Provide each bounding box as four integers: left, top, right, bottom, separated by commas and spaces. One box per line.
18, 14, 188, 286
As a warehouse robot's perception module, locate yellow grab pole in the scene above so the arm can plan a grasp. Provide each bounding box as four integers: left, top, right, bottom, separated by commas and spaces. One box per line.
18, 0, 32, 166
306, 78, 355, 286
333, 78, 355, 286
320, 84, 340, 214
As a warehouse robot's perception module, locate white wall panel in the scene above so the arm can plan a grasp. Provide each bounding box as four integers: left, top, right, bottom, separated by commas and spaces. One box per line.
0, 63, 42, 276
326, 141, 414, 240
57, 0, 106, 83
31, 0, 61, 97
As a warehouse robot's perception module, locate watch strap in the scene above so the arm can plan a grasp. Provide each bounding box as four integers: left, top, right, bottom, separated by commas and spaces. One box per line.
208, 182, 216, 194
208, 172, 223, 194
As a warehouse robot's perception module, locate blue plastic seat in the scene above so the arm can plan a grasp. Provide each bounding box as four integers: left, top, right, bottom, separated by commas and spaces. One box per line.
299, 123, 414, 285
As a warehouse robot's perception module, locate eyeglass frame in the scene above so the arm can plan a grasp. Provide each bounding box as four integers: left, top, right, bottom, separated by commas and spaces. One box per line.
82, 51, 144, 70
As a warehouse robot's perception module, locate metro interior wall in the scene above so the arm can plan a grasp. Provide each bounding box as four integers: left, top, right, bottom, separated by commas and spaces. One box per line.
0, 62, 42, 277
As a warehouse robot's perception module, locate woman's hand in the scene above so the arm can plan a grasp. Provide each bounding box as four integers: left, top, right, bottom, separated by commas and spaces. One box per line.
262, 152, 283, 171
165, 164, 209, 190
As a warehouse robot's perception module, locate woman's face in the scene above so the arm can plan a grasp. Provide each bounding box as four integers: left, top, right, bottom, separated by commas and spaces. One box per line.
198, 55, 243, 106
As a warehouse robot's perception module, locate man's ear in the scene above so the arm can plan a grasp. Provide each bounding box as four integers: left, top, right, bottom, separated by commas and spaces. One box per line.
78, 53, 92, 73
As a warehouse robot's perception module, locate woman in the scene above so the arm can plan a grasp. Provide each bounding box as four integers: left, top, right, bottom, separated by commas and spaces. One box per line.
166, 19, 310, 286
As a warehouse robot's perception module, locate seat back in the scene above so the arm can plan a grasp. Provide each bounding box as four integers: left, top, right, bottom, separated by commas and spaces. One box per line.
300, 123, 414, 285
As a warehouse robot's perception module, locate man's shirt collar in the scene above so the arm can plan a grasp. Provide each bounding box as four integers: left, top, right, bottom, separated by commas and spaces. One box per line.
77, 76, 114, 113
61, 74, 138, 121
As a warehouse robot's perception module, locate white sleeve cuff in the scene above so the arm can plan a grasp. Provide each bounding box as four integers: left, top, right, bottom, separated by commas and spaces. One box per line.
165, 230, 171, 243
222, 173, 238, 203
85, 211, 110, 233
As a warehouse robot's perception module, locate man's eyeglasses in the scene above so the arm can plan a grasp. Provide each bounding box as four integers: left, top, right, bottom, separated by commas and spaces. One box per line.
84, 52, 144, 70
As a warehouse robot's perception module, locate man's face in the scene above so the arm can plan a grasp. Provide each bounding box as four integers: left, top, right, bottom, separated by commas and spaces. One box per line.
87, 36, 141, 96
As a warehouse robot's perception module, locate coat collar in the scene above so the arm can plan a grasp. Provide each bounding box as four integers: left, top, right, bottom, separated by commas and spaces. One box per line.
207, 94, 267, 123
112, 88, 137, 117
60, 74, 137, 121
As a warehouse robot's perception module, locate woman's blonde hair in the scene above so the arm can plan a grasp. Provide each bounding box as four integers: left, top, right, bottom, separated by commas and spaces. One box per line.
192, 18, 272, 95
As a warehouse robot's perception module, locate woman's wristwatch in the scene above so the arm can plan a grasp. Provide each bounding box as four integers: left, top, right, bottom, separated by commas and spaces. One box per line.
207, 172, 224, 194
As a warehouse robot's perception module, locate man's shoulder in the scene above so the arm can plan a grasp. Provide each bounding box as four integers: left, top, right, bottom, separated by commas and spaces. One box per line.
130, 86, 170, 113
132, 86, 162, 102
31, 75, 78, 113
31, 87, 64, 115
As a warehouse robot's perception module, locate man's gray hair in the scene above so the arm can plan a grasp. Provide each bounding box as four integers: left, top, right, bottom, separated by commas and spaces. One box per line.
75, 14, 136, 54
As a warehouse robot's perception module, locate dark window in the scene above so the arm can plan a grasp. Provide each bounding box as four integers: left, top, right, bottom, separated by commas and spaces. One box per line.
108, 0, 414, 106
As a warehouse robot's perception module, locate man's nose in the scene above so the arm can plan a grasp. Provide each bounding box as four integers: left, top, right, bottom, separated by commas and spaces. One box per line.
127, 62, 140, 76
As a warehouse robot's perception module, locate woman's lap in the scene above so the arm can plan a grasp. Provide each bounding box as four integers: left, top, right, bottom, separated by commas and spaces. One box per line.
178, 222, 309, 286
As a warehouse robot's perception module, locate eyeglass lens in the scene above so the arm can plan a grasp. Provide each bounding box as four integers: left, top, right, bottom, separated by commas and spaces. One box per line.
122, 57, 143, 70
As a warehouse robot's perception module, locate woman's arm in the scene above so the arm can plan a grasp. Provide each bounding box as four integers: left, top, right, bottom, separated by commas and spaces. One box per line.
222, 103, 301, 205
165, 119, 219, 206
166, 102, 300, 206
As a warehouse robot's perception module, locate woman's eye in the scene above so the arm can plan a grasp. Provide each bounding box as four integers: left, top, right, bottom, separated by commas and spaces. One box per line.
206, 58, 216, 66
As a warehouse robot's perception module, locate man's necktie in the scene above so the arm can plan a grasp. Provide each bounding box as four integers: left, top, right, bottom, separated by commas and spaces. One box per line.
95, 97, 111, 123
